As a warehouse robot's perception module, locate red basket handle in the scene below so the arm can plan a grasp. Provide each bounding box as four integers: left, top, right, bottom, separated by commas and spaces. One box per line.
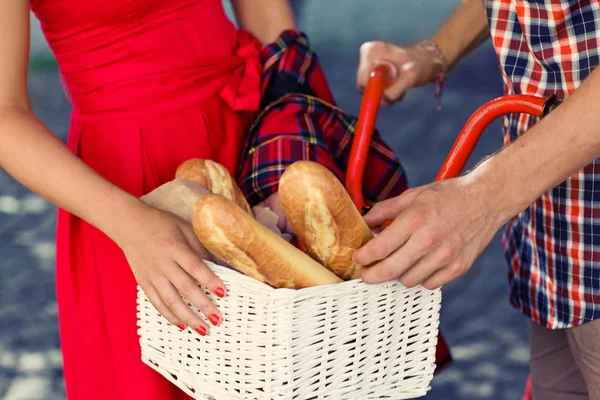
345, 64, 391, 212
345, 66, 555, 226
436, 94, 552, 181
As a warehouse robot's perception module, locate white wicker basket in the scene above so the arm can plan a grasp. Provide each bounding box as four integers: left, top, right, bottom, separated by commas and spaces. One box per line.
137, 261, 441, 400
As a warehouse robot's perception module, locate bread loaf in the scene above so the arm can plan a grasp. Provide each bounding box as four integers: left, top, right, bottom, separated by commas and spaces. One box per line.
140, 178, 210, 223
176, 158, 253, 215
278, 161, 374, 280
192, 193, 343, 288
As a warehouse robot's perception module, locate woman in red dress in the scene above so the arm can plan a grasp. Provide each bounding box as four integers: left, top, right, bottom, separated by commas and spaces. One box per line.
0, 1, 295, 398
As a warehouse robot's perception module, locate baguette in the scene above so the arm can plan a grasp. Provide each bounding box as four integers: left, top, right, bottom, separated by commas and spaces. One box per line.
176, 158, 253, 215
192, 193, 343, 288
278, 161, 374, 280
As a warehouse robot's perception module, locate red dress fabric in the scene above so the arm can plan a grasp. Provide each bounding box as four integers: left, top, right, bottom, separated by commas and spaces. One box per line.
30, 0, 261, 398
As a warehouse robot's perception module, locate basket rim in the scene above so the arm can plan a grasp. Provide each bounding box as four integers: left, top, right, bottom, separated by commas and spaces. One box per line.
200, 260, 441, 295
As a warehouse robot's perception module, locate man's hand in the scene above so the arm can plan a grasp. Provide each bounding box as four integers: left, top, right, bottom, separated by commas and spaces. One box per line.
352, 176, 507, 290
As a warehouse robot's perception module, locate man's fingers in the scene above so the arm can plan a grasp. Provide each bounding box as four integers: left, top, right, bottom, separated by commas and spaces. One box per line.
353, 212, 412, 266
421, 267, 455, 291
359, 229, 434, 284
363, 189, 419, 227
396, 243, 456, 288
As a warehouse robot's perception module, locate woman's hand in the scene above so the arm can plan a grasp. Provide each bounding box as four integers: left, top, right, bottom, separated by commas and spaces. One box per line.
117, 205, 225, 336
352, 175, 509, 290
357, 41, 438, 106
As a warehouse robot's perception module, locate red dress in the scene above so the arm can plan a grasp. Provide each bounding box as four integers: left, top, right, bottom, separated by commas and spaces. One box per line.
31, 0, 262, 398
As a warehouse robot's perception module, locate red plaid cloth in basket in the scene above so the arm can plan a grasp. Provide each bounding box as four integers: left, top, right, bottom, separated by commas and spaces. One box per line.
237, 30, 408, 206
236, 30, 452, 373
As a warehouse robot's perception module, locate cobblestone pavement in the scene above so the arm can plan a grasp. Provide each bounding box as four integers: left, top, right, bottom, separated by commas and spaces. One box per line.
1, 2, 531, 399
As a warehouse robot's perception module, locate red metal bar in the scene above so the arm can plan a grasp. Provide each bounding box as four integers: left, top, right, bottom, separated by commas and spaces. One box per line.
346, 66, 552, 229
436, 95, 548, 181
345, 64, 391, 212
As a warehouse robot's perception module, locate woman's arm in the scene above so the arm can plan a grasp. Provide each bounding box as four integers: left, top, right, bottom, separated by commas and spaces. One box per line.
0, 1, 139, 242
230, 0, 297, 44
1, 1, 225, 334
357, 0, 490, 104
431, 0, 490, 71
353, 65, 600, 289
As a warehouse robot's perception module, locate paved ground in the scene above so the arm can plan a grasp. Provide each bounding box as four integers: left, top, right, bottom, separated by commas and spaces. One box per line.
0, 2, 531, 399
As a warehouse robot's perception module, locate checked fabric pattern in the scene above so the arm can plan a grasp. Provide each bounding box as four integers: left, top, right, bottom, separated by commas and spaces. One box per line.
485, 0, 600, 329
236, 30, 409, 207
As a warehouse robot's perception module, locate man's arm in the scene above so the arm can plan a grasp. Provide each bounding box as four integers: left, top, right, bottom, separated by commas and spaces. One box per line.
230, 0, 297, 44
479, 69, 600, 219
353, 65, 600, 289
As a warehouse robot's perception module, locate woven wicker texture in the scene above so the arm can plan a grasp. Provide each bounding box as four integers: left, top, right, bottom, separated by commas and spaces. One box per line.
137, 261, 441, 399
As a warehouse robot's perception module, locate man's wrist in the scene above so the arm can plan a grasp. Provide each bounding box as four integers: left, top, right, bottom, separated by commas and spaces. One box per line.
464, 152, 532, 227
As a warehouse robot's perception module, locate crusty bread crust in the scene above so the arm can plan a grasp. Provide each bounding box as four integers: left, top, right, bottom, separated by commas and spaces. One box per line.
176, 158, 253, 216
278, 161, 373, 280
192, 193, 343, 289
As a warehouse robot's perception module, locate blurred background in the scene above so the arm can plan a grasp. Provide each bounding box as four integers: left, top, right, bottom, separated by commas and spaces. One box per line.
0, 1, 530, 399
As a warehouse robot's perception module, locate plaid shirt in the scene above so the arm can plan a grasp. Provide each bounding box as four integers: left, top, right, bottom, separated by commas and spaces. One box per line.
485, 0, 600, 329
236, 30, 453, 371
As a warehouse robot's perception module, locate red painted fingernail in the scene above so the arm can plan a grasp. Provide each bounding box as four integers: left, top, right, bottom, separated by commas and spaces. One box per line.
195, 325, 208, 336
215, 287, 226, 298
177, 324, 185, 331
209, 313, 221, 326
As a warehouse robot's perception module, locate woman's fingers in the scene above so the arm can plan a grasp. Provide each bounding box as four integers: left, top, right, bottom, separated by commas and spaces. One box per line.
154, 273, 213, 336
177, 223, 227, 298
143, 284, 181, 328
382, 61, 418, 105
170, 247, 224, 322
122, 209, 229, 334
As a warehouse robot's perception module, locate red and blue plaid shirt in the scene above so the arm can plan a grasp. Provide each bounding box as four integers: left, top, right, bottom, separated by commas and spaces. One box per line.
485, 0, 600, 329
